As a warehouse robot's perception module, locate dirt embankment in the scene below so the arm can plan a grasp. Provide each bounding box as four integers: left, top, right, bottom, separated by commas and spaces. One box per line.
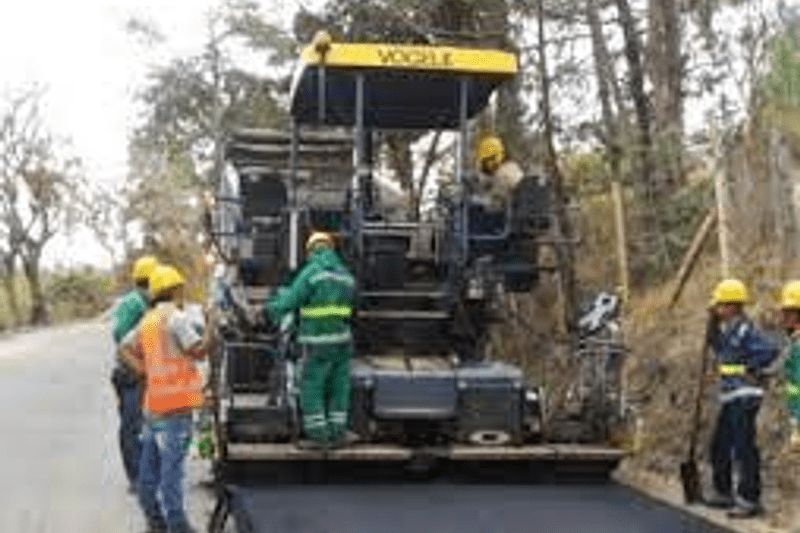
621, 265, 800, 530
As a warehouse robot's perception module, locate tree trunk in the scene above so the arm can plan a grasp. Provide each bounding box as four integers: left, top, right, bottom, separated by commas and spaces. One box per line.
614, 0, 654, 196
22, 249, 49, 326
587, 0, 627, 299
384, 131, 415, 214
648, 0, 683, 195
615, 0, 673, 279
538, 0, 577, 333
413, 131, 443, 221
1, 255, 21, 328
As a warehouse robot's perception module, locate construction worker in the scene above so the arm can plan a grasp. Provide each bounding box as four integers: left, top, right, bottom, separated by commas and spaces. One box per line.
110, 255, 158, 493
779, 281, 800, 449
264, 231, 355, 449
474, 134, 524, 209
119, 265, 209, 533
704, 279, 778, 518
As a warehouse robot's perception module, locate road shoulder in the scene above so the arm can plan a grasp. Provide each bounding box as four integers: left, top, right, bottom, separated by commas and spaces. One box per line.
614, 463, 788, 533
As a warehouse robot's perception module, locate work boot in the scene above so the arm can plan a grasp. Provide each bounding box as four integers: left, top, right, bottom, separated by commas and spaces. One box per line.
727, 500, 764, 519
702, 492, 734, 509
143, 516, 168, 533
297, 439, 328, 450
328, 430, 360, 449
166, 513, 196, 533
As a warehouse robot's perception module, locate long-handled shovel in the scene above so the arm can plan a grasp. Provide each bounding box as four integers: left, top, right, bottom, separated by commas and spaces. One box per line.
680, 314, 716, 503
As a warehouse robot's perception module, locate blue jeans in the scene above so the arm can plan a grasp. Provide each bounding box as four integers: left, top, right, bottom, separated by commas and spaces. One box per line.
710, 396, 761, 505
111, 366, 142, 486
138, 413, 193, 532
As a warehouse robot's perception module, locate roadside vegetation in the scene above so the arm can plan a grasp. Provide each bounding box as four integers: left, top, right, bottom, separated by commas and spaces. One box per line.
0, 268, 116, 332
0, 0, 798, 525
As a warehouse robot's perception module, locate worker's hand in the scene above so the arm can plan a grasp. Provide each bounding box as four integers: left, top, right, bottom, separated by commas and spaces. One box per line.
279, 313, 293, 334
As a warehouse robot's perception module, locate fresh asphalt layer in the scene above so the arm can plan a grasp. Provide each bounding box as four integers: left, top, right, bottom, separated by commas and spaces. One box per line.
0, 320, 736, 533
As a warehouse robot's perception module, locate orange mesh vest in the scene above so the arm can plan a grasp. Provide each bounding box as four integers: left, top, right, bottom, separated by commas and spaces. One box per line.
138, 305, 203, 416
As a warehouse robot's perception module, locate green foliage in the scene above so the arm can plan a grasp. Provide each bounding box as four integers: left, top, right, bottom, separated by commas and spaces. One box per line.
0, 274, 31, 330
633, 177, 715, 286
47, 269, 114, 321
130, 0, 292, 186
763, 32, 800, 108
562, 150, 607, 195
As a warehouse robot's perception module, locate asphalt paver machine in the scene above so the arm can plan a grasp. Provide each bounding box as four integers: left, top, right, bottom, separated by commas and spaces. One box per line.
204, 34, 627, 532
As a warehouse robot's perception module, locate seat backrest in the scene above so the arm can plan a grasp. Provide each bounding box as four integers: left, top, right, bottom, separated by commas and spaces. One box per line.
511, 174, 553, 232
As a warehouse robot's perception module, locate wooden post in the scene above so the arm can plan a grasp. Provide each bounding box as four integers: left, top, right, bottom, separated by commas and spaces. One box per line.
668, 207, 717, 309
714, 161, 731, 278
611, 180, 630, 304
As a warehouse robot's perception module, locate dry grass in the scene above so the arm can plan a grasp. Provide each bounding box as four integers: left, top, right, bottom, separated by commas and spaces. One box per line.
622, 252, 800, 528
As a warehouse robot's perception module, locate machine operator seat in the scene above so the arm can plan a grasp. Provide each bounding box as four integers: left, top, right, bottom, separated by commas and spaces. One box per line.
465, 174, 553, 292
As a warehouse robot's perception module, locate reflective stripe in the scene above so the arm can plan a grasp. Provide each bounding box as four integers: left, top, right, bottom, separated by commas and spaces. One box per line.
151, 382, 203, 397
149, 365, 173, 375
720, 386, 764, 403
139, 306, 204, 415
304, 420, 328, 429
297, 331, 352, 345
310, 270, 354, 286
718, 364, 747, 376
786, 383, 800, 397
300, 305, 352, 319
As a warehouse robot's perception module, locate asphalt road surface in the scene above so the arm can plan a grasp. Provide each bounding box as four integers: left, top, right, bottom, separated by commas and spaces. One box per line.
0, 320, 733, 533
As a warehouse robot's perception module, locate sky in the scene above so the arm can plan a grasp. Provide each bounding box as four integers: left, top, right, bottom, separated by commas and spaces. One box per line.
0, 0, 309, 268
0, 0, 787, 268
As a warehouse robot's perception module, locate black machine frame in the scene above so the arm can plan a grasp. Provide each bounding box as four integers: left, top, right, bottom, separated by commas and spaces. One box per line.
204, 42, 627, 533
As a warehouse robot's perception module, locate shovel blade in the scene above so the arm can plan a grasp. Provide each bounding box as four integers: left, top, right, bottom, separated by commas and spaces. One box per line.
680, 459, 700, 503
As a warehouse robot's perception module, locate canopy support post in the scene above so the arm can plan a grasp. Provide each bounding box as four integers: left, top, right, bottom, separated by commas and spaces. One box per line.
352, 72, 366, 275
458, 77, 470, 266
289, 118, 300, 269
317, 66, 326, 123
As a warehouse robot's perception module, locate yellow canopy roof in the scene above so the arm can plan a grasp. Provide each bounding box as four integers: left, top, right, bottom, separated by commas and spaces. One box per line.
300, 40, 518, 77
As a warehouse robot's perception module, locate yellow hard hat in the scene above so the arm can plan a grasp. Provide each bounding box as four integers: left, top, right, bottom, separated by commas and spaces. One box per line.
149, 265, 186, 298
306, 231, 334, 254
780, 281, 800, 309
477, 135, 505, 165
132, 255, 158, 282
710, 279, 749, 306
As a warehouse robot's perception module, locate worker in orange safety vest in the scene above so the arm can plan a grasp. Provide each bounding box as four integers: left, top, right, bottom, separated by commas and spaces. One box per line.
119, 265, 209, 533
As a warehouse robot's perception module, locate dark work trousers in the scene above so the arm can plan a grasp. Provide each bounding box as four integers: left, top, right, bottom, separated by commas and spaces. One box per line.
710, 396, 761, 505
111, 365, 143, 486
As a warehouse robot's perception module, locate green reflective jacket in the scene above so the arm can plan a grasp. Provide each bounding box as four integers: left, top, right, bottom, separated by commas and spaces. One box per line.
111, 288, 149, 344
266, 248, 355, 346
785, 335, 800, 420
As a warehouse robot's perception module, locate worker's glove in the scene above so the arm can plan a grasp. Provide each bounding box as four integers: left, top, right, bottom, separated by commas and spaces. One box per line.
279, 313, 294, 334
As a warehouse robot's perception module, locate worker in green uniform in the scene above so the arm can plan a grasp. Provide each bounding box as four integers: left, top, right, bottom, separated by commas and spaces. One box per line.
265, 232, 356, 449
779, 280, 800, 449
110, 255, 158, 492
